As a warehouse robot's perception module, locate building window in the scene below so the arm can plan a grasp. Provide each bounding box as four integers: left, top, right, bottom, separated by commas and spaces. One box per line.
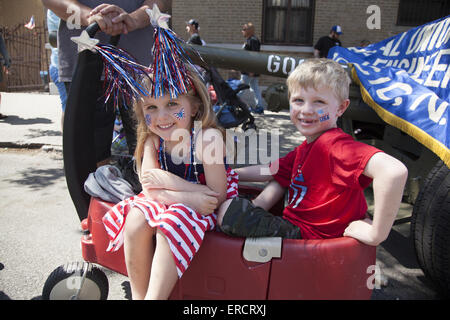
397, 0, 450, 26
262, 0, 314, 45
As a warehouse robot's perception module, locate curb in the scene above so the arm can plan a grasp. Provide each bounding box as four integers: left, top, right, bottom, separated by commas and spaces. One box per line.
0, 142, 62, 153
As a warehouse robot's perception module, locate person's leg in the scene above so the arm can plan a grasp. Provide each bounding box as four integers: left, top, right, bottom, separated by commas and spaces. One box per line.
240, 73, 250, 86
145, 229, 179, 300
218, 197, 302, 239
123, 207, 156, 300
49, 65, 67, 131
249, 76, 266, 112
240, 73, 259, 110
0, 93, 5, 119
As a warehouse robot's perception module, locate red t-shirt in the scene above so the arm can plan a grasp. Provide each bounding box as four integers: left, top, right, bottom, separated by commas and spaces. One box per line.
270, 128, 381, 239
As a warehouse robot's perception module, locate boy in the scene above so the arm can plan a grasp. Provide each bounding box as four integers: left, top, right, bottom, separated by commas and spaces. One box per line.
217, 59, 408, 246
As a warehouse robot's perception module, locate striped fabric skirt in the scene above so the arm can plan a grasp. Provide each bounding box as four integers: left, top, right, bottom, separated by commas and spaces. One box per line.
102, 168, 239, 278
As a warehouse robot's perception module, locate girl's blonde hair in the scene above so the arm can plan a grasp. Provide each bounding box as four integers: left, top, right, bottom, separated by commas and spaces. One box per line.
287, 58, 351, 103
133, 67, 222, 175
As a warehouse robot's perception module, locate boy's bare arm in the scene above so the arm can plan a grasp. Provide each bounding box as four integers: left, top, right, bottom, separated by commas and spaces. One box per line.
252, 180, 285, 211
344, 152, 408, 246
235, 164, 274, 182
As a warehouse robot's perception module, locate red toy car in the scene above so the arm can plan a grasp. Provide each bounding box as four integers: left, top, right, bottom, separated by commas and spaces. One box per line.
42, 185, 376, 300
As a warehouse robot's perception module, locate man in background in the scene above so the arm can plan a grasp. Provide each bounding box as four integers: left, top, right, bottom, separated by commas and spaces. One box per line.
186, 19, 204, 46
241, 22, 266, 114
314, 25, 343, 58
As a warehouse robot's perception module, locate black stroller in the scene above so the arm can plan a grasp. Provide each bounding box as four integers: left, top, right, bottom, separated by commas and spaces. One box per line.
206, 66, 256, 131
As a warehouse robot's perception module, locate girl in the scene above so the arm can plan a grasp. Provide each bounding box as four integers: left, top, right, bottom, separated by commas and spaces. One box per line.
102, 68, 239, 300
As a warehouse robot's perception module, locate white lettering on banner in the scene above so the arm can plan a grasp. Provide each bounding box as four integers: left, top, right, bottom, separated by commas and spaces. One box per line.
368, 77, 391, 85
409, 93, 433, 111
348, 47, 376, 57
390, 32, 406, 57
353, 62, 371, 75
436, 18, 450, 48
428, 96, 448, 125
331, 53, 348, 64
377, 83, 413, 106
397, 58, 410, 69
424, 49, 450, 88
408, 93, 447, 125
427, 20, 445, 51
382, 40, 394, 57
383, 33, 407, 57
406, 18, 450, 55
406, 28, 424, 55
368, 75, 413, 106
407, 57, 417, 74
373, 58, 389, 67
419, 23, 439, 52
441, 63, 450, 89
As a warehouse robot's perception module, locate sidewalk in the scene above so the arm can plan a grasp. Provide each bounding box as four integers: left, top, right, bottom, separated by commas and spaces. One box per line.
0, 91, 300, 157
0, 92, 63, 151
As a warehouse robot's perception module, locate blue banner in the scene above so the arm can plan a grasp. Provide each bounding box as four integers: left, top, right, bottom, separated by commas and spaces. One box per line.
329, 15, 450, 167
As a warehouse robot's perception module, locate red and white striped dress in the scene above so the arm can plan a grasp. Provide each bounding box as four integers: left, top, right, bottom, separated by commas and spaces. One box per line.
102, 167, 238, 278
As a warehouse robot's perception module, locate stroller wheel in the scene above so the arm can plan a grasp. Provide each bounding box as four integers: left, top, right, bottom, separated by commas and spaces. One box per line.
242, 121, 257, 132
42, 262, 109, 300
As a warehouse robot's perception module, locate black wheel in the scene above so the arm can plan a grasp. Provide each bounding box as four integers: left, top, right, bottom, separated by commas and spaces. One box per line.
411, 160, 450, 297
42, 262, 109, 300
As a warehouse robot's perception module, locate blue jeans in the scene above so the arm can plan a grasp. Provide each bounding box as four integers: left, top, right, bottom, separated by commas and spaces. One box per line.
49, 64, 67, 112
241, 74, 266, 108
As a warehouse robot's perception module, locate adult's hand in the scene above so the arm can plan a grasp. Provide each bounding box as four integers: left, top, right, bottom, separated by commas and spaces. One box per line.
88, 5, 127, 35
90, 4, 138, 34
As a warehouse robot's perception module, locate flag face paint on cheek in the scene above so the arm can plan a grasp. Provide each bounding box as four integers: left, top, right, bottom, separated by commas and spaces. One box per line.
145, 114, 152, 126
317, 108, 330, 122
173, 107, 185, 120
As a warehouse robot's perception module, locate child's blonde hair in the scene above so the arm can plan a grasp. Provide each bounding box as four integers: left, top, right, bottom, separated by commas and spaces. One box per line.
287, 58, 351, 102
133, 67, 221, 175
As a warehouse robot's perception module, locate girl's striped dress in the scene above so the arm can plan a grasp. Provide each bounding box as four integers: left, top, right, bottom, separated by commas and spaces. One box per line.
102, 159, 239, 278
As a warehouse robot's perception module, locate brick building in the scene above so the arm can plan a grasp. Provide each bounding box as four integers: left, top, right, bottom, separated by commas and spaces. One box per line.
171, 0, 448, 85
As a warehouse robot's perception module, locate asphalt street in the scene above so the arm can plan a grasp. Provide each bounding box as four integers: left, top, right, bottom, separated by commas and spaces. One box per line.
0, 92, 443, 300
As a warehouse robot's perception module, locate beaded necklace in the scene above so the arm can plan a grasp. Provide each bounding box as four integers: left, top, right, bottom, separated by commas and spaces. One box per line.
158, 127, 199, 183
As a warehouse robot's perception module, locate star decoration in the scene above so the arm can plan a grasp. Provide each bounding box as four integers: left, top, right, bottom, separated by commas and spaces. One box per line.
71, 30, 99, 53
145, 3, 171, 29
173, 108, 185, 120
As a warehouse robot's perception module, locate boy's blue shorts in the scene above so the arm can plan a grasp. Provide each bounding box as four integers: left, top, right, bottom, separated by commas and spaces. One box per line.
219, 197, 302, 239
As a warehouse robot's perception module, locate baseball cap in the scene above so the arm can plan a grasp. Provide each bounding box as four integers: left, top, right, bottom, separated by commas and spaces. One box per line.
187, 19, 199, 29
331, 25, 343, 34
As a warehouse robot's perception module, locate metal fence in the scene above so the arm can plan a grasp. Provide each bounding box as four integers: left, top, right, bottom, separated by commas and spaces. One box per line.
1, 20, 49, 92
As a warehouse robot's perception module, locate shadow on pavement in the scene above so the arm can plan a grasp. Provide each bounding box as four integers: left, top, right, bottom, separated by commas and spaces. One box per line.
0, 115, 53, 126
4, 167, 65, 190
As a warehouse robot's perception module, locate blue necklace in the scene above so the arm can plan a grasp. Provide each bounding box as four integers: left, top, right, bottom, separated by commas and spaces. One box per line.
158, 127, 199, 183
